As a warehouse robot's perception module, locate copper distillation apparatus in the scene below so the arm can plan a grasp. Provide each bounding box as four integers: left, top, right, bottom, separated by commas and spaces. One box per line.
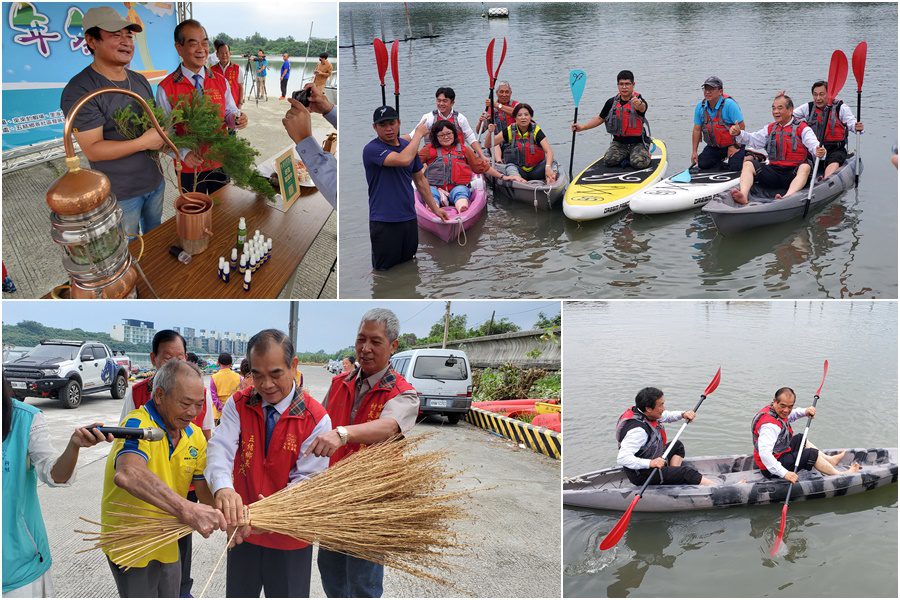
46, 87, 197, 298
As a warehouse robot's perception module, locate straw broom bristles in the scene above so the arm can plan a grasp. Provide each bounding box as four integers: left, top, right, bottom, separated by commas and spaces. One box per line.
77, 435, 472, 586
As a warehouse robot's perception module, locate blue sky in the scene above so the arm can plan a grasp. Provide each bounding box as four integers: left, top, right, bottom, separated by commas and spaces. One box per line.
2, 301, 560, 352
193, 1, 338, 41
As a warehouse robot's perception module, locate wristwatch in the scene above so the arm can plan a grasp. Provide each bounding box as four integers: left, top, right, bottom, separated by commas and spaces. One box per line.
335, 426, 349, 446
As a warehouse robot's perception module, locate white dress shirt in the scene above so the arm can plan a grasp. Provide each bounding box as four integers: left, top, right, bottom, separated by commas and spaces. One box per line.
792, 102, 861, 133
411, 109, 478, 146
616, 410, 685, 471
757, 407, 809, 477
735, 121, 823, 158
204, 383, 331, 495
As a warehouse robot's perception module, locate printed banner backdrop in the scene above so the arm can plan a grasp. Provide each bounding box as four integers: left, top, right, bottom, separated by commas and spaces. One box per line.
2, 2, 178, 151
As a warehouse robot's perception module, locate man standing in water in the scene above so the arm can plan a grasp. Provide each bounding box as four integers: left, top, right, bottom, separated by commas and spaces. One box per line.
362, 106, 448, 270
752, 387, 860, 482
616, 387, 717, 486
60, 7, 166, 237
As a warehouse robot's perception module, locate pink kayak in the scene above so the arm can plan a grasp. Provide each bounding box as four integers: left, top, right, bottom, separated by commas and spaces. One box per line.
414, 176, 487, 243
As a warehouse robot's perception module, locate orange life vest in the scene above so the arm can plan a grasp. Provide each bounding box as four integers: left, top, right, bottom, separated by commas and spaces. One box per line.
423, 143, 474, 189
765, 118, 811, 167
701, 94, 738, 148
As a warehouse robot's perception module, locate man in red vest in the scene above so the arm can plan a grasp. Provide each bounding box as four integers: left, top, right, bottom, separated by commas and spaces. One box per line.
116, 329, 213, 597
206, 329, 331, 597
793, 80, 864, 179
307, 308, 420, 598
212, 39, 243, 111
155, 19, 248, 195
728, 94, 826, 205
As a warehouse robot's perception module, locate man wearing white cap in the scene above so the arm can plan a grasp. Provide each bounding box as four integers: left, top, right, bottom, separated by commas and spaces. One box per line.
60, 7, 167, 237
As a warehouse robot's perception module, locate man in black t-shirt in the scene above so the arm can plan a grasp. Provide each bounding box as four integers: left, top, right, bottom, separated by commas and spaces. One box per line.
60, 7, 166, 236
571, 70, 651, 169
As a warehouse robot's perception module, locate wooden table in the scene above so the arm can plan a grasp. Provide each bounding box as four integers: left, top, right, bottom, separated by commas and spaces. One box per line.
129, 181, 331, 298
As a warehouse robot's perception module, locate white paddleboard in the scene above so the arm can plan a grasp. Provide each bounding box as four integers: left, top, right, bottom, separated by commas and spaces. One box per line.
629, 168, 741, 214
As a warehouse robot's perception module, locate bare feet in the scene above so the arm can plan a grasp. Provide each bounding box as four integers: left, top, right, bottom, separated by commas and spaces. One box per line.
846, 462, 861, 473
774, 193, 783, 200
731, 188, 748, 205
825, 450, 847, 466
456, 200, 469, 213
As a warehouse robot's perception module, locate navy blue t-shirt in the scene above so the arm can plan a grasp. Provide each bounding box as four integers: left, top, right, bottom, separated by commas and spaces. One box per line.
363, 137, 423, 222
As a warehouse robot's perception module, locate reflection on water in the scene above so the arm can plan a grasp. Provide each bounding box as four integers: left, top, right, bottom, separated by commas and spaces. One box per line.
339, 2, 897, 298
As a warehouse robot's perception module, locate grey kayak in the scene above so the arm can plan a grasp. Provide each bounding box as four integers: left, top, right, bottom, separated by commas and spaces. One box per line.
702, 154, 861, 235
563, 447, 897, 512
483, 160, 569, 210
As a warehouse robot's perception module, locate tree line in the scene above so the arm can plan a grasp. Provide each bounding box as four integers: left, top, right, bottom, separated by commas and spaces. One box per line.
212, 32, 338, 59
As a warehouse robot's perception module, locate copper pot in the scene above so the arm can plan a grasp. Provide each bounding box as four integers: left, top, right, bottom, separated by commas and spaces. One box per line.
67, 258, 139, 299
175, 192, 213, 254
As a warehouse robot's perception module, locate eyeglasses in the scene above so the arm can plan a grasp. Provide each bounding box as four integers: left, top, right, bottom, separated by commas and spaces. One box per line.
436, 131, 455, 138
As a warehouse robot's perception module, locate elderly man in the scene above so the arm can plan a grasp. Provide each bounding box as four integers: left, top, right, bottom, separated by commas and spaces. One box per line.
282, 83, 337, 207
60, 6, 166, 237
211, 40, 243, 110
308, 308, 420, 598
477, 80, 520, 161
156, 19, 248, 195
793, 80, 864, 178
102, 360, 226, 598
728, 94, 826, 204
206, 329, 331, 598
365, 107, 448, 271
616, 387, 716, 487
690, 76, 746, 171
117, 329, 213, 597
752, 387, 860, 482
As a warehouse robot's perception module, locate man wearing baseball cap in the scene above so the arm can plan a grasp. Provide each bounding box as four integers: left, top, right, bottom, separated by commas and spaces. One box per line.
690, 76, 746, 171
362, 106, 448, 271
60, 7, 167, 238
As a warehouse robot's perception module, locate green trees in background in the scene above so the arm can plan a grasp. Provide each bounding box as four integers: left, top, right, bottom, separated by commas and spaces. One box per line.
212, 32, 338, 58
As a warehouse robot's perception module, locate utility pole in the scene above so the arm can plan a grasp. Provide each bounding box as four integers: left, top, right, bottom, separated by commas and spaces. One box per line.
487, 310, 495, 336
442, 301, 451, 349
288, 301, 299, 357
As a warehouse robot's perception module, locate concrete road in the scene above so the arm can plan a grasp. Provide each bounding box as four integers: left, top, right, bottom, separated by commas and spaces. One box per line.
30, 367, 561, 597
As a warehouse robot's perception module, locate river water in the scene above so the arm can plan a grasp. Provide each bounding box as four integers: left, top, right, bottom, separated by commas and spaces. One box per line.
562, 300, 898, 597
337, 2, 897, 299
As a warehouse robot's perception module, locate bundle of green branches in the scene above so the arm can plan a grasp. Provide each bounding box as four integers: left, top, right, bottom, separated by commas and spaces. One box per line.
113, 92, 273, 199
77, 435, 471, 586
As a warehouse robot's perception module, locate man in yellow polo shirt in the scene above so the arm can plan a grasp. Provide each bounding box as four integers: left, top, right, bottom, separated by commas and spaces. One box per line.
101, 360, 226, 597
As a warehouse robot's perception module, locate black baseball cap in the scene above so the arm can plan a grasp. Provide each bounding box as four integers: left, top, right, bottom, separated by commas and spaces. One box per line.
372, 105, 399, 124
702, 76, 724, 89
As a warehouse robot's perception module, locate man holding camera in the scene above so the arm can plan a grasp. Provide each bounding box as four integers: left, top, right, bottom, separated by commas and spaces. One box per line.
282, 84, 337, 207
255, 49, 268, 100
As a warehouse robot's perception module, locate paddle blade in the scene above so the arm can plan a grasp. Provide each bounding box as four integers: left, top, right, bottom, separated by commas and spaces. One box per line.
485, 39, 495, 82
770, 504, 788, 558
703, 367, 722, 396
671, 169, 692, 183
852, 41, 867, 91
827, 50, 849, 104
390, 39, 399, 92
570, 69, 587, 107
373, 38, 388, 83
599, 495, 640, 551
815, 359, 829, 396
495, 37, 507, 77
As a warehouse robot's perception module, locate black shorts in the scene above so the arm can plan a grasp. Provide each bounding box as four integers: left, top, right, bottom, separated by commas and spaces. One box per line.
761, 433, 819, 478
370, 218, 418, 271
749, 159, 801, 191
698, 145, 745, 171
624, 440, 703, 486
822, 143, 848, 168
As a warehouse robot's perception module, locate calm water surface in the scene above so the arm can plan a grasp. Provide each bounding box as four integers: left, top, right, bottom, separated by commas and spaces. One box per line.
562, 301, 898, 597
338, 3, 897, 299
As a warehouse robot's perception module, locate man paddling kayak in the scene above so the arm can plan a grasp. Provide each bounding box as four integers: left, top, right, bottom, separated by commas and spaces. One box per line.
752, 387, 860, 483
616, 387, 716, 487
792, 80, 864, 179
571, 70, 652, 169
691, 76, 746, 171
728, 94, 826, 205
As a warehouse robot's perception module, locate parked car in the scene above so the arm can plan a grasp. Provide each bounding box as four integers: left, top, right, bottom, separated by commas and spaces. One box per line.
390, 349, 473, 424
2, 339, 129, 408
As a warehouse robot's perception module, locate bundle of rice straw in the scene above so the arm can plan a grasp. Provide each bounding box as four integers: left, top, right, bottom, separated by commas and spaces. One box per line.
77, 435, 471, 586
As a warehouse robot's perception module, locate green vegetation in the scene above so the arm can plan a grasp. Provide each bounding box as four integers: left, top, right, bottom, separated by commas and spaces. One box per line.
4, 320, 149, 354
533, 311, 561, 329
212, 33, 337, 59
113, 93, 273, 198
472, 363, 559, 401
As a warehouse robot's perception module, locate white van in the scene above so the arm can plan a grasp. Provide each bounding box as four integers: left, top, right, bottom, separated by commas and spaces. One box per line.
390, 349, 473, 424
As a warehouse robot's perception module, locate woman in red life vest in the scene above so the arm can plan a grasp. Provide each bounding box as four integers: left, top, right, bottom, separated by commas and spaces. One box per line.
616, 387, 716, 487
486, 103, 559, 184
752, 387, 860, 483
420, 121, 521, 212
729, 94, 826, 205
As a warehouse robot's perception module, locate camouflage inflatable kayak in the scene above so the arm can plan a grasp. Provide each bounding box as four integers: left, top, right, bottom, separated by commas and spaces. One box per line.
563, 448, 897, 512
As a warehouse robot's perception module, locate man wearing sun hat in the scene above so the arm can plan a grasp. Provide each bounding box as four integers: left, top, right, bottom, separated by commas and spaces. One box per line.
690, 76, 746, 171
60, 6, 167, 237
362, 106, 449, 271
